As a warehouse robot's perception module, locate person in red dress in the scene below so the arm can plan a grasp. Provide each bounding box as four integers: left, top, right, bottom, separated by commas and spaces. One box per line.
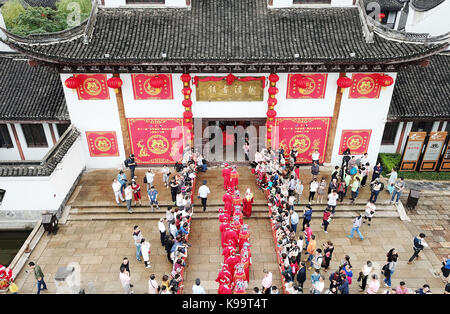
242, 188, 254, 217
218, 282, 233, 294
233, 279, 247, 294
240, 247, 252, 282
225, 252, 240, 278
222, 164, 231, 190
231, 190, 242, 216
218, 208, 229, 223
223, 189, 233, 216
220, 222, 231, 248
131, 181, 142, 206
234, 206, 244, 225
238, 224, 250, 253
223, 228, 238, 249
216, 265, 232, 286
231, 215, 242, 236
233, 263, 247, 283
222, 245, 236, 261
229, 166, 239, 191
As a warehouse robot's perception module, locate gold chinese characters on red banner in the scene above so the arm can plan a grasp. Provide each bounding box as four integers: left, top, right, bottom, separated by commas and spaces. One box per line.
86, 131, 119, 157
339, 130, 372, 155
127, 118, 187, 164
349, 73, 381, 99
75, 74, 110, 100
286, 74, 328, 99
131, 74, 173, 100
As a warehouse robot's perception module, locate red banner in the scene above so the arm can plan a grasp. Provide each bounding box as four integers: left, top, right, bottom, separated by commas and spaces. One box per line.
349, 73, 381, 99
127, 118, 187, 164
86, 131, 119, 157
273, 117, 331, 164
131, 74, 173, 100
75, 74, 109, 100
286, 74, 327, 99
339, 130, 372, 155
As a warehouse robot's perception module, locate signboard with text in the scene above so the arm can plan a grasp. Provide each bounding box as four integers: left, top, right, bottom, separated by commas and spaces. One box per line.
439, 139, 450, 172
420, 132, 447, 171
195, 77, 264, 101
400, 132, 426, 171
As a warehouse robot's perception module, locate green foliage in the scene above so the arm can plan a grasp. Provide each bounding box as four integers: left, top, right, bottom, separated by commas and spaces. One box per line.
2, 0, 92, 36
9, 7, 67, 36
378, 153, 450, 181
1, 0, 25, 29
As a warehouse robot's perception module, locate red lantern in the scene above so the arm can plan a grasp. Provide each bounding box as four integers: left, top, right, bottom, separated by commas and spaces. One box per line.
267, 132, 272, 140
64, 76, 80, 89
378, 75, 394, 87
268, 73, 279, 83
267, 98, 278, 107
337, 76, 352, 89
150, 75, 165, 88
182, 87, 192, 95
296, 76, 309, 89
107, 77, 123, 89
226, 73, 236, 85
181, 73, 191, 83
182, 99, 193, 108
266, 121, 275, 130
268, 86, 279, 95
267, 109, 277, 119
183, 111, 193, 120
378, 13, 385, 21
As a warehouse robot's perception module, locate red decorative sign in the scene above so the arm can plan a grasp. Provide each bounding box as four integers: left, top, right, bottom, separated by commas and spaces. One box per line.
131, 74, 174, 100
339, 130, 372, 155
127, 118, 187, 164
75, 74, 110, 100
286, 74, 328, 99
86, 131, 119, 157
349, 73, 381, 99
273, 117, 331, 164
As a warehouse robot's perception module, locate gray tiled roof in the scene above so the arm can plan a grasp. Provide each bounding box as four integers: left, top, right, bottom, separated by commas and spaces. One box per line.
23, 0, 58, 8
363, 0, 404, 11
388, 54, 450, 120
8, 0, 446, 65
0, 54, 69, 121
0, 126, 80, 176
411, 0, 446, 11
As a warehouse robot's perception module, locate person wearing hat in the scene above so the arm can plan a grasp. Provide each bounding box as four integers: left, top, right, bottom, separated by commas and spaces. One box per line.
230, 166, 239, 192
192, 278, 206, 294
198, 180, 210, 212
242, 188, 254, 217
222, 163, 231, 190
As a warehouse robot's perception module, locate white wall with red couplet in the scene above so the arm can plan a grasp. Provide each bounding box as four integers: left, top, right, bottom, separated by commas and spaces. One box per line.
330, 72, 398, 168
60, 73, 126, 169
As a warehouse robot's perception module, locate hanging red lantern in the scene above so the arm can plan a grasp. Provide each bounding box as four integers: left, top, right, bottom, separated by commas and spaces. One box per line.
226, 73, 237, 85
378, 74, 394, 87
64, 76, 80, 89
183, 111, 193, 120
182, 87, 192, 95
378, 13, 386, 21
268, 73, 279, 83
181, 73, 191, 83
268, 86, 279, 95
337, 76, 352, 89
150, 75, 165, 88
267, 109, 277, 119
267, 98, 278, 107
107, 77, 123, 93
267, 132, 272, 140
296, 76, 309, 89
182, 99, 193, 108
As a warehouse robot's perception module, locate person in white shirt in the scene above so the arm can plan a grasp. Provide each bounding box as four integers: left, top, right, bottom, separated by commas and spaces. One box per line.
148, 274, 159, 294
166, 207, 174, 222
363, 202, 376, 226
169, 220, 177, 239
112, 178, 124, 204
161, 165, 170, 188
360, 153, 369, 168
119, 266, 132, 294
124, 184, 133, 214
198, 180, 210, 212
192, 278, 206, 294
327, 189, 339, 215
309, 179, 319, 202
311, 275, 325, 294
359, 260, 373, 292
295, 180, 304, 204
158, 218, 166, 246
140, 238, 151, 268
311, 149, 320, 164
145, 169, 155, 191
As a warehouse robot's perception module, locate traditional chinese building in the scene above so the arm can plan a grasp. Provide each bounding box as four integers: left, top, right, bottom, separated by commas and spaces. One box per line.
0, 0, 449, 224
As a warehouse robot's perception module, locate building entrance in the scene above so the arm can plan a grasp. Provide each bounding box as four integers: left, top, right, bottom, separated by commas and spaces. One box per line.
198, 118, 266, 162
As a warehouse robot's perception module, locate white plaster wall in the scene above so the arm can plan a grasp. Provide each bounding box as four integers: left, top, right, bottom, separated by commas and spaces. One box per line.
0, 124, 21, 160
15, 123, 54, 160
0, 137, 84, 212
330, 0, 354, 6
271, 0, 293, 8
405, 1, 450, 36
0, 13, 14, 52
60, 73, 126, 169
330, 72, 398, 167
122, 73, 184, 118
379, 121, 403, 154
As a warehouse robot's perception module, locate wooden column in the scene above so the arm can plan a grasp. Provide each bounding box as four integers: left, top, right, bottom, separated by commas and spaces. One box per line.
396, 121, 407, 153
324, 73, 345, 164
10, 124, 25, 160
49, 123, 57, 145
113, 73, 131, 157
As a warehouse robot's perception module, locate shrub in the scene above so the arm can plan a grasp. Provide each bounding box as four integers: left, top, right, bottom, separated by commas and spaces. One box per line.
1, 0, 25, 29
378, 153, 401, 175
9, 7, 67, 36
